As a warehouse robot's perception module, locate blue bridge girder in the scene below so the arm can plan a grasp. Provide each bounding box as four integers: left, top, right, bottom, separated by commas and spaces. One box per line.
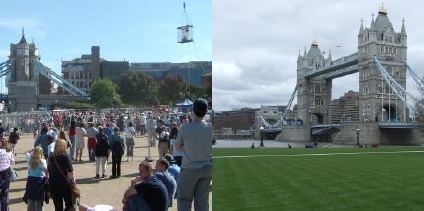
35, 61, 89, 98
304, 52, 358, 78
311, 124, 340, 135
323, 64, 358, 80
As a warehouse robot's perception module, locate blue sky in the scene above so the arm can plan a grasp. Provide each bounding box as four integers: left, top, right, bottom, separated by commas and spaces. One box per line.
0, 0, 211, 93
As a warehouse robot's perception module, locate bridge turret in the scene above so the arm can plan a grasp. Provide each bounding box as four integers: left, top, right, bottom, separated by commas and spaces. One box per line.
368, 13, 377, 43
399, 18, 407, 48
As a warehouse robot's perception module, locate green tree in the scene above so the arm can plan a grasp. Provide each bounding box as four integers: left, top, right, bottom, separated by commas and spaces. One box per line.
187, 84, 208, 100
139, 73, 159, 106
158, 74, 187, 105
90, 78, 121, 108
204, 74, 212, 99
119, 71, 142, 106
39, 75, 52, 95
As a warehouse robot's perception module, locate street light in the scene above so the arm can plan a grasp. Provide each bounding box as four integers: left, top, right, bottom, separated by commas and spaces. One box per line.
260, 126, 265, 147
356, 128, 360, 147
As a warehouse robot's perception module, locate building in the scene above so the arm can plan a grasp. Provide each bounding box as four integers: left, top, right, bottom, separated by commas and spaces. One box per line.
7, 29, 39, 111
130, 61, 212, 86
62, 47, 211, 94
61, 46, 129, 94
331, 91, 359, 123
357, 5, 407, 122
213, 108, 258, 134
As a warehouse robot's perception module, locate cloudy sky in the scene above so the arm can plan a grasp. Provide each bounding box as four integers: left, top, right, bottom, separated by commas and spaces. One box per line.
212, 0, 424, 112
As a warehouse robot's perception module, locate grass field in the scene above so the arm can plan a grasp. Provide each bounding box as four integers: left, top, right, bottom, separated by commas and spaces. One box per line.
213, 147, 424, 211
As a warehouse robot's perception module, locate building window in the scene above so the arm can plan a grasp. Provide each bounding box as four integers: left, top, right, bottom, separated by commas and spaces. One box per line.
389, 36, 392, 43
393, 48, 397, 54
380, 46, 384, 53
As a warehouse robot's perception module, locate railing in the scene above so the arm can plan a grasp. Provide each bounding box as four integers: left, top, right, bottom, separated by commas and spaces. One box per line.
378, 122, 421, 128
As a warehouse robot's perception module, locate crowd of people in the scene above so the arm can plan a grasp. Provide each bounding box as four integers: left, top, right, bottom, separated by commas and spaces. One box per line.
0, 98, 212, 211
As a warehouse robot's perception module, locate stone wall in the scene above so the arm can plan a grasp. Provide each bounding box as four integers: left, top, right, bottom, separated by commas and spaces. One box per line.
275, 126, 311, 142
333, 122, 380, 145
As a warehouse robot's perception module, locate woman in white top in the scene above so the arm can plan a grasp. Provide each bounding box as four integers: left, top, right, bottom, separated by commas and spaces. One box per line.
0, 138, 14, 210
124, 122, 136, 162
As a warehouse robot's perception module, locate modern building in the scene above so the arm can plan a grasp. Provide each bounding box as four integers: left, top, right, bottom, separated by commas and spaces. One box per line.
330, 91, 359, 124
130, 61, 212, 86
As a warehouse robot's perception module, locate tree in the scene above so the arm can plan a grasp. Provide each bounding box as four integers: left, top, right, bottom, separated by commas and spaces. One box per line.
204, 74, 212, 98
158, 74, 187, 105
139, 73, 159, 106
39, 75, 52, 95
119, 71, 142, 106
90, 78, 121, 108
187, 84, 208, 100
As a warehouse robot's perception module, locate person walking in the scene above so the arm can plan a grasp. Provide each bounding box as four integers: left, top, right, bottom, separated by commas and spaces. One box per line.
68, 121, 77, 161
75, 122, 87, 162
124, 122, 136, 162
155, 120, 169, 158
169, 122, 183, 167
86, 123, 98, 162
146, 115, 156, 147
8, 127, 19, 157
95, 126, 110, 178
0, 138, 14, 210
47, 139, 76, 211
109, 127, 125, 179
23, 147, 49, 211
176, 98, 212, 211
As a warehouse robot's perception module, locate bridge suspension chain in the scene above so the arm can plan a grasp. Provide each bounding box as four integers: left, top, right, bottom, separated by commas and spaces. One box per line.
35, 61, 89, 97
374, 56, 419, 112
260, 85, 298, 128
404, 60, 424, 93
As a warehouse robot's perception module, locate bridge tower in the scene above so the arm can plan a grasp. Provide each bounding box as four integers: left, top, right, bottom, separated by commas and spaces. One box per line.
296, 40, 333, 126
357, 5, 407, 123
8, 28, 40, 112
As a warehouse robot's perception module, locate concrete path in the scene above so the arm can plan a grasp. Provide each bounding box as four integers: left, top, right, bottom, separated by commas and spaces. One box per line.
9, 133, 212, 210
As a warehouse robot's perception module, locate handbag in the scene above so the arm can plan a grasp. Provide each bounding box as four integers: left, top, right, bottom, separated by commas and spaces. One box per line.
52, 156, 81, 198
9, 167, 18, 182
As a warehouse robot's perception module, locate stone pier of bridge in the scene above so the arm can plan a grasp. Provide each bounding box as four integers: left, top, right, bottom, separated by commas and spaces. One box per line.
276, 122, 423, 145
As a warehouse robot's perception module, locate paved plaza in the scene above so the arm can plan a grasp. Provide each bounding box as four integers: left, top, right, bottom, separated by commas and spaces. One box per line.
9, 133, 212, 210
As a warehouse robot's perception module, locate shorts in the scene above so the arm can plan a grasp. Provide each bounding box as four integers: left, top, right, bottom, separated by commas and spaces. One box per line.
75, 139, 85, 149
87, 138, 96, 149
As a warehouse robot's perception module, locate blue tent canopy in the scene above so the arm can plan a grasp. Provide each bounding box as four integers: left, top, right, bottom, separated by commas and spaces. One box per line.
175, 98, 193, 107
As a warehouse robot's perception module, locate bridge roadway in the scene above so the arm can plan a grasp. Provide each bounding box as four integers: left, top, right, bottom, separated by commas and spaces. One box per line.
304, 52, 358, 79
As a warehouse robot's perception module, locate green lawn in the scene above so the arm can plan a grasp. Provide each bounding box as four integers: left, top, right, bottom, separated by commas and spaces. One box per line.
213, 147, 424, 211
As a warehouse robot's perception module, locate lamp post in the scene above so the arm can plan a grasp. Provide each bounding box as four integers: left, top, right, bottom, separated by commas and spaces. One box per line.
356, 128, 360, 147
259, 126, 265, 147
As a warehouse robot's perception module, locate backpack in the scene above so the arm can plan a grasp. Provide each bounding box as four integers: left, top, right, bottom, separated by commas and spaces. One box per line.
8, 132, 18, 144
95, 134, 109, 157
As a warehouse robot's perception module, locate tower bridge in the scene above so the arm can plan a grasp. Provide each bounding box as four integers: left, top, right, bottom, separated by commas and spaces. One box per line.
0, 29, 89, 112
259, 5, 423, 145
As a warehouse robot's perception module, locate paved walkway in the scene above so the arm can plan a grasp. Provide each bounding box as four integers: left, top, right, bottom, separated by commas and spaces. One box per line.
9, 133, 212, 210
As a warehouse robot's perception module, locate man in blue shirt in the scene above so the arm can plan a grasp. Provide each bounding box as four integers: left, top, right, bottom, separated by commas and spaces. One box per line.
122, 161, 168, 211
154, 158, 177, 208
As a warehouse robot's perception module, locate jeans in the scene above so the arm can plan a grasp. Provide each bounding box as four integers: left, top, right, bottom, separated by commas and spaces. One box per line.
125, 138, 134, 157
126, 193, 152, 211
177, 165, 212, 211
95, 156, 108, 175
111, 155, 122, 177
69, 136, 76, 160
27, 199, 44, 211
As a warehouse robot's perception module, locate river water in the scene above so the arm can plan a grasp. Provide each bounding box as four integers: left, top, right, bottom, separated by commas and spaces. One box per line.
212, 139, 346, 149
